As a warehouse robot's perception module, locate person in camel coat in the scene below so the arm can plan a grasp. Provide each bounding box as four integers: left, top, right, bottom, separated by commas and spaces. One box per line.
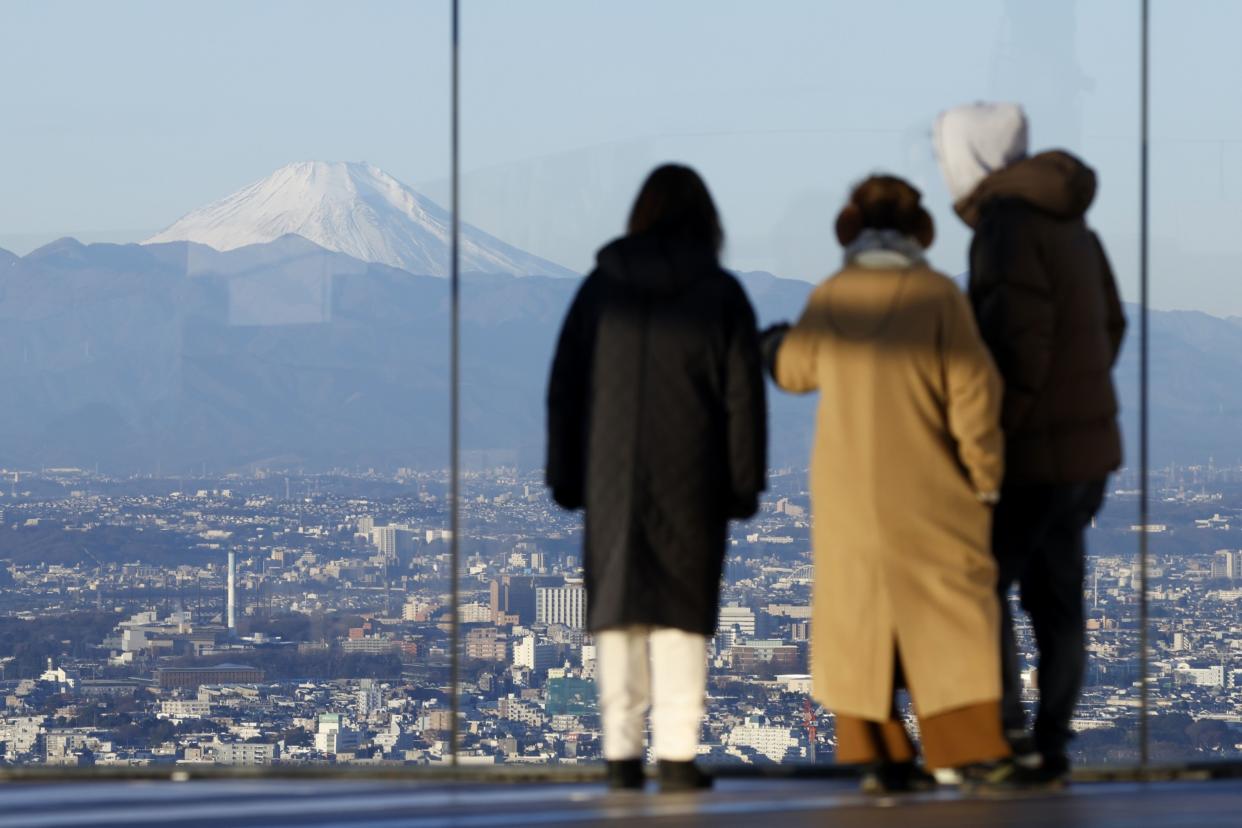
769, 175, 1015, 791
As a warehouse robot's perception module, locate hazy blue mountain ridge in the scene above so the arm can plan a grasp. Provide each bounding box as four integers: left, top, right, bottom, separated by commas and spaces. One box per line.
1126, 305, 1242, 467
0, 237, 1235, 473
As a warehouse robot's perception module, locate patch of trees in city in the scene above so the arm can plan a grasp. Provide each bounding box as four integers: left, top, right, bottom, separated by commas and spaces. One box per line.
55, 694, 229, 748
244, 611, 369, 643
0, 610, 120, 678
0, 522, 206, 566
1073, 713, 1240, 764
165, 650, 402, 682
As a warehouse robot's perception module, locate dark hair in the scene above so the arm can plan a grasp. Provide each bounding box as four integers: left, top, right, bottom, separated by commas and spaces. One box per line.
627, 164, 724, 253
835, 175, 935, 248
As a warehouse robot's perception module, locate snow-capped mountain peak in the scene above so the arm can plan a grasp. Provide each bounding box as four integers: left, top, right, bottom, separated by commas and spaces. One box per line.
143, 161, 573, 278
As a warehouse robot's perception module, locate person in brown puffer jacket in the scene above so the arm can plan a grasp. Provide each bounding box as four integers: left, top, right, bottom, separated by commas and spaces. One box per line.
935, 102, 1126, 784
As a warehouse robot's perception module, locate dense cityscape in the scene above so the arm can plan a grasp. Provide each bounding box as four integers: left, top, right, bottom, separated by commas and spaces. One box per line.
0, 462, 1239, 770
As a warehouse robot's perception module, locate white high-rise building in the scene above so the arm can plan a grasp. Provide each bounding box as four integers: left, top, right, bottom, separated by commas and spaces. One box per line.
1176, 663, 1225, 688
226, 550, 237, 635
513, 635, 557, 672
370, 524, 416, 560
725, 718, 801, 762
581, 643, 598, 679
1212, 549, 1239, 580
314, 712, 363, 755
402, 597, 433, 621
457, 602, 494, 624
161, 699, 211, 719
717, 604, 756, 645
357, 679, 383, 717
535, 585, 586, 629
214, 741, 278, 765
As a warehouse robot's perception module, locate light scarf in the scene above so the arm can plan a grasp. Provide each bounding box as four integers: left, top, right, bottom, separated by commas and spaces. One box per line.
843, 228, 926, 269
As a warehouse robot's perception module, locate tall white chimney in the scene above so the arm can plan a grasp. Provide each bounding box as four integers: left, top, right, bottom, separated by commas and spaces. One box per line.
227, 550, 237, 635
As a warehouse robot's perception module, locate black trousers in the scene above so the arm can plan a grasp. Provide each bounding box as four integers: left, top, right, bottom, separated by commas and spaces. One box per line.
992, 479, 1106, 759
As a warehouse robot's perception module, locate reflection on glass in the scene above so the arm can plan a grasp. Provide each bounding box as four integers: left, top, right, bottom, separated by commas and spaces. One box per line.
455, 0, 1142, 769
0, 1, 452, 767
1143, 0, 1242, 764
9, 0, 1239, 775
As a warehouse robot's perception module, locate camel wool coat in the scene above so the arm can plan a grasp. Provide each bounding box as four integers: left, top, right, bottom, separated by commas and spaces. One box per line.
775, 262, 1005, 721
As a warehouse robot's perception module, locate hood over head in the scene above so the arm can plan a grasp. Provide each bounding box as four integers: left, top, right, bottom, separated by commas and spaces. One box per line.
955, 150, 1097, 228
933, 102, 1029, 204
595, 233, 718, 295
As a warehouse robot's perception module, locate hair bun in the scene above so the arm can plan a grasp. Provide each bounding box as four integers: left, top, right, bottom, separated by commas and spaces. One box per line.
836, 175, 934, 248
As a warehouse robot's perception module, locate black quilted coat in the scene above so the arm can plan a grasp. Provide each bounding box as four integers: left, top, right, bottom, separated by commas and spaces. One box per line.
546, 234, 767, 635
959, 150, 1126, 483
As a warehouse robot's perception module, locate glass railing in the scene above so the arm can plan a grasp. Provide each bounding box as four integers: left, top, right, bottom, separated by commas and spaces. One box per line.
1143, 0, 1242, 765
0, 0, 454, 769
456, 0, 1145, 770
0, 0, 1235, 776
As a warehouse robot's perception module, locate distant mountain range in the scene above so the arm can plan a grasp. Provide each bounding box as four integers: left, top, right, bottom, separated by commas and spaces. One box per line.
0, 234, 812, 472
0, 161, 1237, 473
1, 234, 1238, 474
1137, 306, 1242, 468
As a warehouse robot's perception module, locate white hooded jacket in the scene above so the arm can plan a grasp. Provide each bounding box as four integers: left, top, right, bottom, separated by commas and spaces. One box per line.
933, 102, 1029, 204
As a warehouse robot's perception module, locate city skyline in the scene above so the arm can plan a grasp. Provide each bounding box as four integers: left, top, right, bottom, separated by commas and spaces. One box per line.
1, 462, 1240, 767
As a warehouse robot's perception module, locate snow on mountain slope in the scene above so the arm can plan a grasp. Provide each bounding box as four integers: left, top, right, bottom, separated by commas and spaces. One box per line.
143, 161, 575, 278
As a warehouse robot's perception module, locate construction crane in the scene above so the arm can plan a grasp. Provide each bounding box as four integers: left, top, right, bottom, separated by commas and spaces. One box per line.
80, 546, 104, 572
82, 547, 105, 610
803, 696, 817, 763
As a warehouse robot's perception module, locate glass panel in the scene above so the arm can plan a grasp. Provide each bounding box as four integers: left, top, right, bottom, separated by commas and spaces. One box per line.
0, 0, 451, 767
1145, 0, 1242, 764
457, 0, 1141, 768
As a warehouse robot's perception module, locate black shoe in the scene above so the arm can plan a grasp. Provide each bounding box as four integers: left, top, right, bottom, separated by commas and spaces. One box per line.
1032, 753, 1071, 786
1005, 731, 1042, 770
859, 761, 937, 795
658, 760, 712, 793
959, 758, 1065, 793
606, 759, 645, 791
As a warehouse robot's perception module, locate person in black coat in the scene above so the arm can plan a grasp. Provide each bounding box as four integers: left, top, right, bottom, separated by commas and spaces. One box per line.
935, 102, 1126, 785
546, 164, 766, 792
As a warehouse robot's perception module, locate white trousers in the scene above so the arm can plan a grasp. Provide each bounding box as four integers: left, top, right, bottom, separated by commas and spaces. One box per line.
595, 625, 708, 762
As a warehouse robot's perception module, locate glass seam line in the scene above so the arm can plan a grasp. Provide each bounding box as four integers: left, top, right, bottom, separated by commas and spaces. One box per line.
1139, 0, 1151, 772
449, 0, 462, 769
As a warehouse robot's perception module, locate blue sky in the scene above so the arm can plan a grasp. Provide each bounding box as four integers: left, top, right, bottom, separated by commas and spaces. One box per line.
1, 0, 1239, 314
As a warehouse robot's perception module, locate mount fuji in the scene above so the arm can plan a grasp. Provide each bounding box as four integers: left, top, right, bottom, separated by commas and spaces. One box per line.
143, 160, 575, 278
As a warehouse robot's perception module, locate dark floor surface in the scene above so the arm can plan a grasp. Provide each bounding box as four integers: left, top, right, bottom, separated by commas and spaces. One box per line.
0, 776, 1239, 827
